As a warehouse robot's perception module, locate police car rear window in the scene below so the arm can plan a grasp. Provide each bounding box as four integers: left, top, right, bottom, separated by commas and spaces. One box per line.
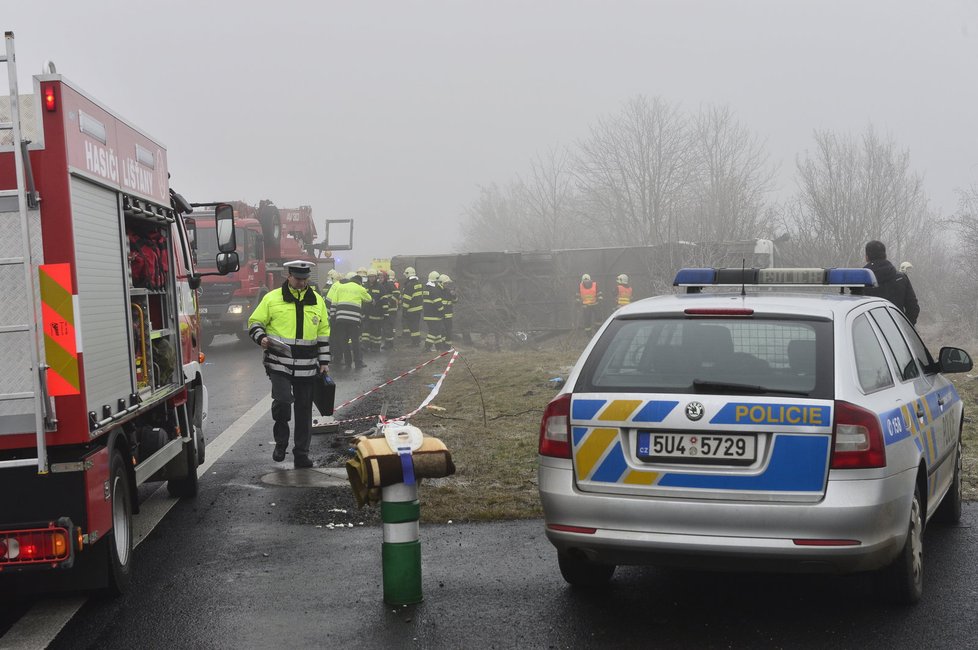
577, 317, 833, 399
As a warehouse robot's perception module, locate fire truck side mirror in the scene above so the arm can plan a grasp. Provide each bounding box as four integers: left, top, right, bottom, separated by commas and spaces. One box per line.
216, 252, 240, 275
214, 203, 236, 253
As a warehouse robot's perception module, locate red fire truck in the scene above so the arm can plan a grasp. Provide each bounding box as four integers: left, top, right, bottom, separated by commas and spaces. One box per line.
194, 202, 352, 345
0, 33, 237, 593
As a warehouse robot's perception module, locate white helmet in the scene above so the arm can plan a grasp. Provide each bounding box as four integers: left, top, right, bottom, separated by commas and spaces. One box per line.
439, 274, 451, 283
617, 274, 629, 284
899, 261, 913, 273
404, 266, 416, 277
581, 273, 591, 282
428, 270, 441, 282
345, 271, 357, 280
367, 268, 378, 277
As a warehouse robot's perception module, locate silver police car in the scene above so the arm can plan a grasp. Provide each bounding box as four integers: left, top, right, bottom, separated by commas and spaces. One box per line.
538, 267, 972, 604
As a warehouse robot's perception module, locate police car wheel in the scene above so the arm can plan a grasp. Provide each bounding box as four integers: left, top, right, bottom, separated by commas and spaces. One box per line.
933, 437, 963, 525
881, 484, 923, 605
557, 550, 615, 587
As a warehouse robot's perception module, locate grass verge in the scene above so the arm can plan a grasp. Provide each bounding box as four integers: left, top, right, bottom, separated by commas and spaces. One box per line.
385, 337, 582, 523
386, 332, 978, 522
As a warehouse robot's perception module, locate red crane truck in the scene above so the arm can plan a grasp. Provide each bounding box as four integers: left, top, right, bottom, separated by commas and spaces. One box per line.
0, 32, 238, 593
194, 202, 352, 345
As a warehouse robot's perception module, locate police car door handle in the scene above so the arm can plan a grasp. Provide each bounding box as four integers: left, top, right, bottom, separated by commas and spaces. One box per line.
915, 404, 925, 418
937, 394, 946, 407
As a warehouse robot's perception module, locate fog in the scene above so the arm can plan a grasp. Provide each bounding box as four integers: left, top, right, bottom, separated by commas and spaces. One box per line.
6, 0, 978, 268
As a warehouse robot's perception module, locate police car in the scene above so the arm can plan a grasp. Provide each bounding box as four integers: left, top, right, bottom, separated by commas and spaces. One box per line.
538, 267, 972, 604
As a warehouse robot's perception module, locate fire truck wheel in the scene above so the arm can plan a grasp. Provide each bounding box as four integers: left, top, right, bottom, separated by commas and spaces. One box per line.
105, 450, 133, 595
166, 434, 199, 498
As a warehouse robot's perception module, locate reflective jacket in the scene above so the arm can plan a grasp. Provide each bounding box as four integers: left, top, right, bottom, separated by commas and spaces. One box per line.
248, 282, 330, 379
422, 281, 444, 320
442, 283, 457, 319
617, 284, 632, 305
400, 276, 424, 313
579, 282, 600, 306
326, 279, 373, 324
381, 279, 398, 315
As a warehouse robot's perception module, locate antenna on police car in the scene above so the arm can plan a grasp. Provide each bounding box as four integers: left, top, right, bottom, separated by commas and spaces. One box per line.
741, 259, 747, 297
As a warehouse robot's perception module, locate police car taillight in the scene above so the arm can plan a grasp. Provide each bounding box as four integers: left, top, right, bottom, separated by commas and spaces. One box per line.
830, 401, 886, 469
539, 393, 571, 458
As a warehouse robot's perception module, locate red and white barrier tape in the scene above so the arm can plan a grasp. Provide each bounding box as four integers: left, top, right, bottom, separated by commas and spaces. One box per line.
397, 349, 459, 421
313, 349, 457, 429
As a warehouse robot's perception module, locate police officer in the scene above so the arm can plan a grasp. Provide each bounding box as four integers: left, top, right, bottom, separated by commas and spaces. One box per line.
248, 260, 330, 468
326, 271, 373, 369
863, 240, 920, 325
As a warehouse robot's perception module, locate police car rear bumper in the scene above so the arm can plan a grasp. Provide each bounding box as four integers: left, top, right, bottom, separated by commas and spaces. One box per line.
539, 458, 915, 574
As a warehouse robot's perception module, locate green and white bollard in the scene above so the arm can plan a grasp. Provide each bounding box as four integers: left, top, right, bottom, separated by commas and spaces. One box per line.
378, 421, 426, 605
381, 481, 422, 605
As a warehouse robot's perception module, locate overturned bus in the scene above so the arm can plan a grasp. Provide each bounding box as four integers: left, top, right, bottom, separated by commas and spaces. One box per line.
391, 239, 779, 338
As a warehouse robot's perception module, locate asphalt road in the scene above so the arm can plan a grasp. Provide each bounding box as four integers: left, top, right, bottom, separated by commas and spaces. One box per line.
3, 338, 978, 648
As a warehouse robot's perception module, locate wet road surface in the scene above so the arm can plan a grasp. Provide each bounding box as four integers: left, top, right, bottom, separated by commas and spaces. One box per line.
3, 337, 978, 648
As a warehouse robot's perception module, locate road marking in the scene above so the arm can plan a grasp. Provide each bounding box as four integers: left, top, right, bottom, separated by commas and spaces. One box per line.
0, 396, 272, 649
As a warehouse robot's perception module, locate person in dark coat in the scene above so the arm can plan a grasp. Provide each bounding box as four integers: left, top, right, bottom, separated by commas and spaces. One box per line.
862, 240, 920, 325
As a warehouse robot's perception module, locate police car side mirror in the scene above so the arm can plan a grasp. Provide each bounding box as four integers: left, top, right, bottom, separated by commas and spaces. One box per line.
938, 347, 973, 374
216, 252, 240, 275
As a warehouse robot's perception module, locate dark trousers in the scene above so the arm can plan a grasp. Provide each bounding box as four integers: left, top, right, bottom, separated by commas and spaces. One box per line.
381, 314, 395, 347
269, 372, 314, 456
443, 316, 453, 343
581, 305, 598, 334
402, 309, 422, 345
424, 318, 443, 349
333, 319, 363, 366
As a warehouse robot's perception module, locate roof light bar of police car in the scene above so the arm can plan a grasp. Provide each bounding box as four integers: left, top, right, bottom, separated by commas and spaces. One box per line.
673, 267, 878, 293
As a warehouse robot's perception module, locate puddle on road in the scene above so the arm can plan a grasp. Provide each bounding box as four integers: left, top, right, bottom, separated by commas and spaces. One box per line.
260, 467, 349, 488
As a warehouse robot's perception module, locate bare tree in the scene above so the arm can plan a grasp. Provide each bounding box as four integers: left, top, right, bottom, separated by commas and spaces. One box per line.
790, 126, 930, 266
574, 96, 691, 246
944, 186, 978, 333
686, 105, 776, 242
458, 182, 527, 251
516, 147, 590, 250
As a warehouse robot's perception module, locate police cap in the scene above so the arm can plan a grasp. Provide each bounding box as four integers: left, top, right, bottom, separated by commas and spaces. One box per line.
284, 260, 315, 278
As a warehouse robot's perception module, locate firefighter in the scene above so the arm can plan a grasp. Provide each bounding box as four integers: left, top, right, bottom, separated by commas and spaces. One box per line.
248, 260, 330, 468
439, 274, 457, 349
321, 268, 338, 298
326, 271, 373, 369
362, 268, 384, 352
577, 273, 602, 335
400, 266, 424, 347
379, 269, 398, 350
423, 270, 444, 352
616, 273, 633, 306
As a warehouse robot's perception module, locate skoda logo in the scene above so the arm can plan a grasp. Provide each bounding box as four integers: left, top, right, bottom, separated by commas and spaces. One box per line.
685, 402, 705, 421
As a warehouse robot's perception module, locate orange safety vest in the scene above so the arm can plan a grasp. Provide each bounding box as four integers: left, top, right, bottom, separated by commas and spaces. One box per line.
579, 282, 598, 306
617, 284, 632, 305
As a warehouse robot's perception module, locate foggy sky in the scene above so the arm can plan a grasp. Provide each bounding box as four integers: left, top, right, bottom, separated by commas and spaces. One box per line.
7, 1, 978, 269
